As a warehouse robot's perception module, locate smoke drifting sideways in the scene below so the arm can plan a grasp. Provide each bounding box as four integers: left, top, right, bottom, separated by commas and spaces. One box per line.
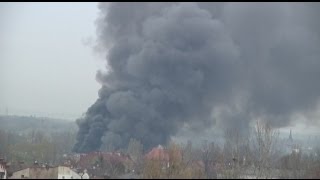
73, 2, 320, 153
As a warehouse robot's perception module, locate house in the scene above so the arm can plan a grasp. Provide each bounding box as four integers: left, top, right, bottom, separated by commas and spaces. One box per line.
5, 161, 27, 178
75, 151, 133, 178
0, 158, 7, 179
145, 145, 169, 162
57, 166, 82, 179
79, 169, 89, 179
10, 164, 81, 179
145, 145, 170, 169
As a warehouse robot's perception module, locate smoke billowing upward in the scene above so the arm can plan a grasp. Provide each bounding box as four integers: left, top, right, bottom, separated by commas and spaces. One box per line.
73, 2, 320, 153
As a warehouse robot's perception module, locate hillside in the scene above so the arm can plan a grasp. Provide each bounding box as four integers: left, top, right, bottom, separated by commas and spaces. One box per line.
0, 115, 78, 135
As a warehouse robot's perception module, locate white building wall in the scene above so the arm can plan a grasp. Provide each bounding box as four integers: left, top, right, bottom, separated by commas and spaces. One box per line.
10, 168, 30, 179
0, 164, 7, 179
81, 173, 89, 179
57, 166, 81, 179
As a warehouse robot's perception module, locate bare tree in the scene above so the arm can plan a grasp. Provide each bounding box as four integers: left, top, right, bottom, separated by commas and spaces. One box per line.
166, 142, 184, 178
127, 138, 144, 174
142, 142, 206, 179
252, 120, 279, 179
0, 130, 9, 157
201, 140, 219, 179
127, 138, 143, 161
104, 156, 126, 178
181, 140, 193, 167
221, 127, 251, 179
142, 158, 163, 179
304, 147, 320, 178
166, 142, 205, 179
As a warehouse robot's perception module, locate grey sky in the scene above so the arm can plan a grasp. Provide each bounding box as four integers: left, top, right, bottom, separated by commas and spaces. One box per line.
1, 2, 103, 120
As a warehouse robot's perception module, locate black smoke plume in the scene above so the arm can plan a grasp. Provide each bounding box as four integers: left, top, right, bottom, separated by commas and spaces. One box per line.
73, 2, 320, 153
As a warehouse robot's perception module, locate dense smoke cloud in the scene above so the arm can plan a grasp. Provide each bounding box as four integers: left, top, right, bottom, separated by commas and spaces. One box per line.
73, 2, 320, 153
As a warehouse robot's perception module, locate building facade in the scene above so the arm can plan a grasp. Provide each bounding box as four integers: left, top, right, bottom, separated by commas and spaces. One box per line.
10, 166, 81, 179
0, 162, 7, 179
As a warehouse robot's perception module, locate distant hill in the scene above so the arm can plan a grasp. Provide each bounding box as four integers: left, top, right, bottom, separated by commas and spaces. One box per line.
0, 115, 78, 134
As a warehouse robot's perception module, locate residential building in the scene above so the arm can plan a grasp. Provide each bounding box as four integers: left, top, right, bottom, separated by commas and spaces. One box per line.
0, 158, 7, 179
10, 165, 81, 179
74, 151, 133, 178
145, 145, 170, 169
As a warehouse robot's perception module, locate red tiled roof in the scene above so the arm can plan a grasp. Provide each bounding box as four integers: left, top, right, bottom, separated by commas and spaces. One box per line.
145, 145, 169, 161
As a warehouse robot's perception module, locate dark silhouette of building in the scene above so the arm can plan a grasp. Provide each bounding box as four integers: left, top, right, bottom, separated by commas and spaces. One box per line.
289, 129, 293, 143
